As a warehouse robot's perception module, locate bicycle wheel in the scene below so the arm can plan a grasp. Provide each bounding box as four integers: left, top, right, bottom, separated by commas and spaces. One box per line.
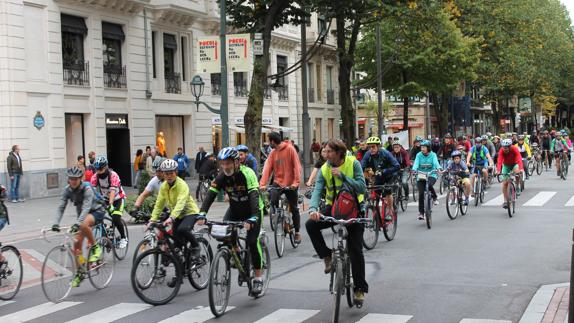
507, 183, 515, 218
382, 203, 397, 241
497, 173, 503, 183
425, 193, 432, 229
199, 182, 209, 202
561, 158, 568, 180
446, 186, 459, 220
111, 218, 129, 260
88, 237, 115, 289
331, 256, 343, 323
208, 248, 231, 317
536, 159, 542, 175
439, 174, 444, 195
345, 255, 354, 308
411, 178, 418, 202
269, 209, 278, 232
473, 179, 480, 207
459, 188, 468, 216
362, 205, 379, 250
0, 245, 23, 300
399, 187, 408, 212
131, 248, 181, 305
479, 180, 485, 203
274, 214, 286, 257
188, 237, 213, 290
527, 160, 535, 176
41, 245, 75, 303
132, 238, 155, 264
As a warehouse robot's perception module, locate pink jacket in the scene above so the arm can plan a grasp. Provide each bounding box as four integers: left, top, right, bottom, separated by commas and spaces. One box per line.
259, 141, 302, 188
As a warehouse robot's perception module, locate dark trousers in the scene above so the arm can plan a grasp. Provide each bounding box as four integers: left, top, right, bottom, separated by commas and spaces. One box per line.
223, 208, 263, 270
305, 205, 368, 293
269, 186, 300, 232
111, 199, 126, 239
172, 215, 199, 249
177, 170, 187, 179
417, 177, 437, 214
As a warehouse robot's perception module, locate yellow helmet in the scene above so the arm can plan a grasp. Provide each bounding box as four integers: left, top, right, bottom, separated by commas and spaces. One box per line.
366, 136, 381, 145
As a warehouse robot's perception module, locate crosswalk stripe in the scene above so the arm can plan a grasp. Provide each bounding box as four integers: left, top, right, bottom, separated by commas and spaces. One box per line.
523, 191, 557, 206
254, 309, 320, 323
158, 306, 235, 323
565, 195, 574, 206
356, 313, 413, 323
0, 300, 15, 307
483, 194, 505, 206
0, 301, 81, 322
65, 303, 152, 323
408, 193, 448, 206
460, 319, 512, 323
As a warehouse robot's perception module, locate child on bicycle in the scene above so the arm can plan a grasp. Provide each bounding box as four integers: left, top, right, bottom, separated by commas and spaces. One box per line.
52, 166, 108, 287
446, 150, 471, 205
412, 140, 442, 220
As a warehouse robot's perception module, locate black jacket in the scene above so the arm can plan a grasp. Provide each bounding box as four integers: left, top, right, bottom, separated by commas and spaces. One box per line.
195, 151, 207, 171
7, 152, 22, 176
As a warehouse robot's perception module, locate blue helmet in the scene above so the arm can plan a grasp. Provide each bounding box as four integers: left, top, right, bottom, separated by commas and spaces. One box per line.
94, 156, 108, 170
451, 150, 462, 158
218, 147, 239, 160
420, 140, 431, 147
235, 144, 249, 152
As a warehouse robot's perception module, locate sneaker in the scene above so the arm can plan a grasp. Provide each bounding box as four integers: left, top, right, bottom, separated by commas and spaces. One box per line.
88, 244, 102, 263
354, 291, 365, 306
11, 200, 17, 203
502, 203, 508, 209
294, 232, 302, 244
463, 198, 469, 206
417, 214, 425, 220
118, 238, 128, 249
323, 255, 332, 274
433, 199, 439, 206
384, 214, 392, 222
71, 273, 84, 288
17, 198, 25, 202
251, 278, 264, 295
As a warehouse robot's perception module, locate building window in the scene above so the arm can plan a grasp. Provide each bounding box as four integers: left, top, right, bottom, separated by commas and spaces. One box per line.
102, 22, 126, 88
181, 36, 187, 81
316, 64, 322, 102
326, 66, 334, 104
234, 72, 248, 97
211, 73, 221, 96
276, 55, 287, 87
152, 31, 157, 78
61, 14, 88, 86
163, 33, 180, 94
318, 15, 327, 38
307, 63, 315, 103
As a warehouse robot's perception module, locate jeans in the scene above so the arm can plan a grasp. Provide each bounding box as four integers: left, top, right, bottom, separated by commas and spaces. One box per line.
305, 205, 368, 293
417, 177, 437, 214
0, 217, 7, 231
133, 170, 142, 188
10, 174, 21, 201
269, 186, 300, 232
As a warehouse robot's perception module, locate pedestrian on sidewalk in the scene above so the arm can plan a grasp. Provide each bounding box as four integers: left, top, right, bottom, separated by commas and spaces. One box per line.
174, 147, 190, 179
146, 148, 158, 177
195, 146, 207, 176
311, 138, 321, 164
6, 145, 24, 203
133, 149, 143, 188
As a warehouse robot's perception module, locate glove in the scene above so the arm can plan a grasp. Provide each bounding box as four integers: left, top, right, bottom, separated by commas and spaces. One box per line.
70, 223, 80, 233
196, 212, 207, 221
246, 216, 258, 224
51, 224, 60, 232
107, 205, 115, 214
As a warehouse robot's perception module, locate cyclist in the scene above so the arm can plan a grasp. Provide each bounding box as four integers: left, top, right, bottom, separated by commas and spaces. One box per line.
236, 145, 258, 175
409, 136, 422, 161
439, 134, 456, 168
497, 139, 524, 207
466, 136, 494, 193
196, 153, 218, 199
52, 166, 107, 287
482, 135, 496, 159
459, 135, 472, 153
431, 138, 441, 154
199, 147, 266, 295
0, 185, 8, 267
307, 144, 327, 187
391, 141, 412, 201
134, 157, 165, 210
550, 132, 569, 177
91, 156, 128, 248
530, 130, 540, 146
260, 132, 302, 244
361, 136, 400, 221
412, 140, 442, 220
541, 130, 552, 169
515, 135, 532, 179
445, 150, 471, 205
306, 139, 368, 305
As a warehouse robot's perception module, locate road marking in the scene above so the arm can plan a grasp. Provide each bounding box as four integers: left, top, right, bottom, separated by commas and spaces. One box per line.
158, 306, 235, 323
0, 301, 81, 322
460, 319, 512, 323
523, 191, 557, 206
483, 194, 505, 206
65, 303, 152, 323
408, 193, 447, 206
356, 313, 413, 323
254, 309, 320, 323
565, 195, 574, 206
0, 300, 15, 307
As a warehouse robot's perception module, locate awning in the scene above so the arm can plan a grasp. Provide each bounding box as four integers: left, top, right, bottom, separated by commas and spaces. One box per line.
61, 14, 87, 35
102, 22, 125, 41
357, 119, 366, 125
163, 33, 177, 49
263, 125, 294, 132
386, 122, 424, 129
212, 125, 271, 134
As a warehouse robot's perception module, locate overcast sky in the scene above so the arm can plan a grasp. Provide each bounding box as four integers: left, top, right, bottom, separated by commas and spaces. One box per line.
562, 0, 574, 23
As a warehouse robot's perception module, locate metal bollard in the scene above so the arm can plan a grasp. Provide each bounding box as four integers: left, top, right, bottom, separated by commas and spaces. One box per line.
570, 228, 574, 323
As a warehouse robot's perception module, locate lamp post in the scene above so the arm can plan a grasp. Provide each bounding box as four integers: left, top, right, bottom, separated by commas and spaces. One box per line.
191, 75, 229, 148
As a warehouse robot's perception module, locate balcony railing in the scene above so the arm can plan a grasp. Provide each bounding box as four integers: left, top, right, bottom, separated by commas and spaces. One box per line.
234, 80, 248, 97
104, 65, 126, 89
308, 88, 315, 103
327, 89, 335, 105
165, 72, 181, 94
278, 85, 289, 101
63, 61, 90, 86
264, 86, 272, 99
211, 82, 221, 96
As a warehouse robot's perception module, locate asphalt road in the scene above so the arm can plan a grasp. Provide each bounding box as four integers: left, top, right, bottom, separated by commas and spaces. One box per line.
0, 169, 572, 323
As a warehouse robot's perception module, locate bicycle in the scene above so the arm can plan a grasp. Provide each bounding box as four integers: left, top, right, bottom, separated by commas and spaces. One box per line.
268, 187, 300, 258
41, 225, 114, 303
415, 170, 439, 229
319, 215, 371, 323
132, 210, 170, 263
445, 172, 468, 220
542, 149, 551, 171
362, 184, 398, 250
207, 220, 271, 317
531, 146, 543, 175
0, 242, 23, 300
104, 214, 129, 261
471, 165, 488, 207
197, 175, 212, 203
267, 186, 297, 233
410, 170, 418, 202
501, 172, 518, 217
395, 170, 409, 212
558, 151, 569, 180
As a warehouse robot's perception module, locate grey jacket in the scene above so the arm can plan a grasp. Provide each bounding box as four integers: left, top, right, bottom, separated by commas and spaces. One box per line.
6, 152, 22, 176
53, 183, 107, 225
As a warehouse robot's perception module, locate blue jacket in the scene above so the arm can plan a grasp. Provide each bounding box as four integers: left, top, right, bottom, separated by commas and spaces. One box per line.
244, 153, 258, 174
361, 149, 400, 177
174, 153, 190, 171
412, 151, 442, 179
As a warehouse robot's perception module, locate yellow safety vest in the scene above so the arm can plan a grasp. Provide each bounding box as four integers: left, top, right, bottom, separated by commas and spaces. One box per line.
321, 155, 364, 206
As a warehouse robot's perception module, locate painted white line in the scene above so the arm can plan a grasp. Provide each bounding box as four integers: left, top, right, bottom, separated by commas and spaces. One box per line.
65, 303, 152, 323
523, 191, 557, 206
0, 301, 81, 322
460, 319, 512, 323
0, 300, 15, 307
483, 194, 505, 206
158, 306, 235, 323
254, 309, 320, 323
565, 195, 574, 206
356, 313, 413, 323
408, 193, 447, 206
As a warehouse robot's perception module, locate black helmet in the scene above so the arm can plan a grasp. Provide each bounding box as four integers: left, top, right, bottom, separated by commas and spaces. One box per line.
66, 166, 84, 178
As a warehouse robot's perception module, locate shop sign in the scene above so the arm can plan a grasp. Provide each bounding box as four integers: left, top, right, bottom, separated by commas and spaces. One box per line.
105, 114, 128, 128
197, 36, 220, 74
226, 34, 251, 72
253, 33, 263, 56
262, 117, 272, 125
234, 117, 244, 124
33, 111, 45, 130
212, 117, 222, 125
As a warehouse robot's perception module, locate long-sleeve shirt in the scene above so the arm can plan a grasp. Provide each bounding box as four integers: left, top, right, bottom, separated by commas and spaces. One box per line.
309, 159, 365, 212
496, 146, 524, 172
174, 153, 190, 171
361, 149, 400, 177
412, 151, 442, 180
391, 148, 412, 169
260, 141, 302, 188
151, 177, 199, 221
53, 183, 106, 225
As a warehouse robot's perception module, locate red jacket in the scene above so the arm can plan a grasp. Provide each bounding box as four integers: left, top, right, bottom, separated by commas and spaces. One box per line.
260, 141, 302, 188
497, 145, 524, 172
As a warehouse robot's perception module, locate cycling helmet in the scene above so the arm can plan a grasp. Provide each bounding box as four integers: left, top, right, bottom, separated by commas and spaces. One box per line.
531, 142, 539, 147
451, 150, 462, 158
152, 157, 166, 171
486, 132, 492, 137
561, 130, 568, 136
444, 133, 453, 139
517, 135, 525, 140
94, 156, 108, 170
205, 152, 212, 158
462, 135, 467, 140
236, 144, 249, 152
420, 140, 431, 147
475, 136, 483, 142
415, 136, 423, 142
217, 147, 239, 160
66, 166, 84, 178
501, 139, 512, 147
366, 136, 382, 145
159, 159, 178, 172
556, 132, 563, 137
392, 140, 401, 146
481, 135, 489, 141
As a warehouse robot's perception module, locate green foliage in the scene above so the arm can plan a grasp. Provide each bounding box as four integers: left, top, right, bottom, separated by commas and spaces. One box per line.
124, 194, 156, 214
138, 172, 151, 195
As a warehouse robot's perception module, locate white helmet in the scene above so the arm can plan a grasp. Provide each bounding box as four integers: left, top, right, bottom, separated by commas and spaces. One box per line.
159, 159, 178, 172
501, 139, 513, 147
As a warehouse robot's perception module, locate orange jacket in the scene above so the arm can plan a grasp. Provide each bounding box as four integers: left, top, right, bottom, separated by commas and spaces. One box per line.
260, 141, 302, 188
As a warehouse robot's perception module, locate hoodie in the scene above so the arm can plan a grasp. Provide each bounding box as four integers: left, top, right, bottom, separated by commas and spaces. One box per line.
260, 141, 302, 188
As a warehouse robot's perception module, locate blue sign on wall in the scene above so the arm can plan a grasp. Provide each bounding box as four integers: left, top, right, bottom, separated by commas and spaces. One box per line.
33, 111, 45, 130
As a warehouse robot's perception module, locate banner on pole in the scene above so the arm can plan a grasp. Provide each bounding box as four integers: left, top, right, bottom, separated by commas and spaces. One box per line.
197, 36, 220, 73
226, 34, 251, 72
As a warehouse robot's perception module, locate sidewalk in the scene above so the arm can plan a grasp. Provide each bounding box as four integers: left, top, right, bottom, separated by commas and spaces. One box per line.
519, 283, 570, 323
0, 178, 230, 244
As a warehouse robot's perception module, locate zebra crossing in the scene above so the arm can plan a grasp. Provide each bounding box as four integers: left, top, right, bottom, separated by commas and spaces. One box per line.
0, 300, 513, 323
408, 190, 574, 208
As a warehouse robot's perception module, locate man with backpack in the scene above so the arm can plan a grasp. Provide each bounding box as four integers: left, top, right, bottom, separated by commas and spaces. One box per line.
307, 139, 368, 306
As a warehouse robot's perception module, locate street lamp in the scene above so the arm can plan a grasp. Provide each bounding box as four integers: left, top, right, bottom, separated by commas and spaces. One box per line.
191, 74, 229, 147
191, 75, 205, 101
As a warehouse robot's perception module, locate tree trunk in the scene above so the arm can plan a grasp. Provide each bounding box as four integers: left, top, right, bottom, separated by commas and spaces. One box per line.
401, 70, 409, 134
430, 92, 448, 136
492, 99, 501, 134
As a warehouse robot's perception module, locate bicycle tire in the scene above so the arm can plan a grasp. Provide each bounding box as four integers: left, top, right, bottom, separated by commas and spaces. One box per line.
536, 159, 542, 175
507, 182, 514, 218
132, 238, 155, 264
474, 179, 480, 207
0, 245, 23, 300
497, 173, 503, 183
479, 180, 485, 204
131, 248, 181, 305
527, 160, 535, 176
362, 205, 379, 250
188, 237, 213, 290
398, 187, 408, 212
111, 218, 129, 261
274, 214, 286, 257
209, 249, 231, 317
331, 257, 343, 323
439, 174, 444, 195
269, 208, 278, 232
411, 178, 418, 202
41, 245, 75, 303
88, 237, 115, 290
287, 216, 299, 249
446, 186, 459, 220
459, 187, 468, 216
425, 193, 432, 229
345, 255, 353, 308
382, 203, 397, 241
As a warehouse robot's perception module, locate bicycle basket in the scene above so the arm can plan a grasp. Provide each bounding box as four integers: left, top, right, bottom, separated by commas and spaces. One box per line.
210, 224, 232, 241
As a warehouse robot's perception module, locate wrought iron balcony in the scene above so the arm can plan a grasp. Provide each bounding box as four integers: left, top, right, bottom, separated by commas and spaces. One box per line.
211, 82, 221, 96
234, 80, 248, 97
63, 61, 90, 86
264, 86, 271, 100
308, 88, 315, 103
165, 72, 181, 94
104, 65, 126, 88
327, 89, 335, 105
278, 85, 289, 101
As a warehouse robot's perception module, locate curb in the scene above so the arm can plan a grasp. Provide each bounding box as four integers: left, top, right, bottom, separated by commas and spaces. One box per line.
519, 282, 569, 323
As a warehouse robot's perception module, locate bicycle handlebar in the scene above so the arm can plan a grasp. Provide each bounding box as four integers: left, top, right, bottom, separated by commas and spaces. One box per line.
41, 226, 73, 243
319, 215, 371, 225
